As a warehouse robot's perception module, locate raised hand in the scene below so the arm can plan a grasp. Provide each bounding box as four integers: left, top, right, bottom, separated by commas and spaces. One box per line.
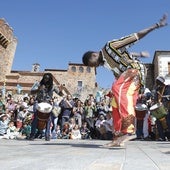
157, 14, 168, 28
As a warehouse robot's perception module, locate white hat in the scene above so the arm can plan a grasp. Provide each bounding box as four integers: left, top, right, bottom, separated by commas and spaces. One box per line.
156, 76, 165, 83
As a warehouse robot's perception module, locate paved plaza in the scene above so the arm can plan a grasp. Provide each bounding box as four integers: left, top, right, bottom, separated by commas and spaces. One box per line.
0, 137, 170, 170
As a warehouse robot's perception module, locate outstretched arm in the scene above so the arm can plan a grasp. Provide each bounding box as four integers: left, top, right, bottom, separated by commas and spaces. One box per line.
109, 14, 168, 49
136, 14, 168, 40
54, 85, 64, 96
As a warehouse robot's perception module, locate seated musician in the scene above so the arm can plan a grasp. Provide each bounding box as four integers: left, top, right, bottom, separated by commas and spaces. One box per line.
29, 73, 63, 141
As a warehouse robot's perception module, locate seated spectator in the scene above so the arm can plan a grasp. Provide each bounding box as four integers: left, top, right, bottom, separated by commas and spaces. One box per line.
69, 118, 76, 132
80, 122, 90, 139
95, 114, 106, 139
5, 97, 17, 121
61, 122, 70, 139
51, 123, 61, 139
22, 96, 29, 109
0, 114, 9, 138
102, 112, 113, 140
20, 123, 31, 139
55, 125, 62, 139
70, 124, 81, 140
23, 112, 33, 126
6, 121, 19, 139
0, 100, 5, 115
16, 105, 28, 130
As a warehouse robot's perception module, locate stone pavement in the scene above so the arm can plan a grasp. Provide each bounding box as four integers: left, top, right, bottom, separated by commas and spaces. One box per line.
0, 136, 170, 170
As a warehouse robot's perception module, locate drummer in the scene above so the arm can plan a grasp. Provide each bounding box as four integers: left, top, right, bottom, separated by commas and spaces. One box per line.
162, 84, 170, 140
162, 84, 170, 112
153, 76, 166, 104
29, 73, 63, 141
152, 76, 170, 141
135, 88, 151, 140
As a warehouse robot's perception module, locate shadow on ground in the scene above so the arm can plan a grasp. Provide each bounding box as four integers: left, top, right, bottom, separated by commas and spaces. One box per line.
29, 142, 125, 150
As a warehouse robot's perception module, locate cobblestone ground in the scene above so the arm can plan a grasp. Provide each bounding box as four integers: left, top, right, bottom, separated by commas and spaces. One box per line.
0, 137, 170, 170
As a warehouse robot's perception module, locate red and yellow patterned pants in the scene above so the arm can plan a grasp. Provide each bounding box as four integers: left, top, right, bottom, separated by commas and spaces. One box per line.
111, 69, 141, 135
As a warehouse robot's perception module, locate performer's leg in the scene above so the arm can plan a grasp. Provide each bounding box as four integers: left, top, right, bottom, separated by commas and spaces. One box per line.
143, 112, 149, 139
112, 106, 122, 134
107, 69, 140, 146
166, 110, 170, 131
104, 97, 123, 147
45, 115, 52, 141
29, 116, 38, 140
136, 119, 144, 139
112, 69, 140, 135
156, 119, 166, 141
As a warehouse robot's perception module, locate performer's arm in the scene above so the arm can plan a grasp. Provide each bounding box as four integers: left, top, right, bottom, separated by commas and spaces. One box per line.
53, 85, 64, 96
30, 85, 41, 95
136, 14, 167, 40
30, 81, 40, 94
110, 14, 168, 49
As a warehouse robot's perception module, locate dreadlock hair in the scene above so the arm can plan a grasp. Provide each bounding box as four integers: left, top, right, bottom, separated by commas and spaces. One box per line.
40, 73, 53, 91
82, 51, 95, 66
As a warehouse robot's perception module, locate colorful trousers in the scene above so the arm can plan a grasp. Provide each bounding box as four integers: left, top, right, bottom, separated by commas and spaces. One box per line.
111, 69, 141, 136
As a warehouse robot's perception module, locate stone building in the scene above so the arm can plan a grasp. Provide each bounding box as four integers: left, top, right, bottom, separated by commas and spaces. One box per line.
0, 18, 17, 82
143, 51, 170, 90
0, 63, 96, 101
44, 63, 97, 100
144, 63, 154, 89
0, 18, 97, 101
138, 51, 170, 89
152, 51, 170, 85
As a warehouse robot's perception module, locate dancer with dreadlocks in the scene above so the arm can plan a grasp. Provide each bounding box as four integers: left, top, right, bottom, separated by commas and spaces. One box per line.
29, 73, 63, 141
82, 14, 168, 146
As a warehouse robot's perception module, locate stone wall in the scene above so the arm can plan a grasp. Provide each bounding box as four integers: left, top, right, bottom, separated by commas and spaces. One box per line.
145, 63, 154, 90
0, 19, 17, 82
45, 64, 97, 101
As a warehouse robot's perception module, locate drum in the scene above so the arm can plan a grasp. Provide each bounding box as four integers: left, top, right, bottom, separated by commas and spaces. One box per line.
37, 102, 53, 130
135, 103, 147, 120
149, 103, 167, 120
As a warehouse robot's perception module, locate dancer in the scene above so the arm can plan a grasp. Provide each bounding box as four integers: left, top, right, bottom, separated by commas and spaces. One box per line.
82, 14, 168, 146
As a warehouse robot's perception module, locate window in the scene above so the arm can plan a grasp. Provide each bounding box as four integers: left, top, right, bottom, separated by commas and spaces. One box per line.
86, 67, 91, 73
77, 81, 83, 92
71, 66, 76, 72
78, 81, 83, 87
0, 33, 8, 49
79, 66, 84, 73
32, 63, 40, 72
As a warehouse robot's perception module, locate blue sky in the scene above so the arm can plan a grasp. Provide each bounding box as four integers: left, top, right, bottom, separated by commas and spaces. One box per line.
1, 0, 170, 88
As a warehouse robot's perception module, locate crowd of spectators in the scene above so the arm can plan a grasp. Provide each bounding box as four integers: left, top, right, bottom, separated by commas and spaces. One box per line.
0, 86, 170, 142
0, 92, 113, 141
